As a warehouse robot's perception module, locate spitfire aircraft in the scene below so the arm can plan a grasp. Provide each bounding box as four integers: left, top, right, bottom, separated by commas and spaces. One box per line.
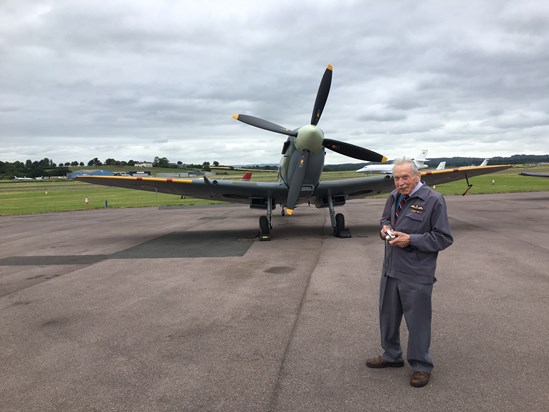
76, 65, 511, 240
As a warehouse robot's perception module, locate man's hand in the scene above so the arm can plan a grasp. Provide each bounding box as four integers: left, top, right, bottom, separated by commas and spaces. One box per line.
389, 231, 411, 248
380, 225, 392, 240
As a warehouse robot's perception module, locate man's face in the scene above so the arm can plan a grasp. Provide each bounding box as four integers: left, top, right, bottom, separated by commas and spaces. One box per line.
393, 164, 421, 195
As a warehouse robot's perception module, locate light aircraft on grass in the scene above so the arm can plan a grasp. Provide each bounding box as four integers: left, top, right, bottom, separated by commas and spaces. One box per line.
76, 65, 511, 240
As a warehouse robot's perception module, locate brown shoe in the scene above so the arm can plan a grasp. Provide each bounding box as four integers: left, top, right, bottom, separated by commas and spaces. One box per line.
410, 371, 431, 387
366, 355, 405, 368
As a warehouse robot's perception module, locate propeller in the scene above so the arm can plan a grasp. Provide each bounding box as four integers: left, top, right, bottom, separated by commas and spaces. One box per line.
311, 64, 332, 125
323, 138, 387, 163
285, 150, 309, 215
232, 114, 297, 137
232, 65, 387, 213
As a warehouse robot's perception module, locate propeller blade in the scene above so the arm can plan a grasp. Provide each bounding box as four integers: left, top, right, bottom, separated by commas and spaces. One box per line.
323, 138, 387, 163
285, 150, 310, 215
311, 65, 333, 126
233, 114, 297, 136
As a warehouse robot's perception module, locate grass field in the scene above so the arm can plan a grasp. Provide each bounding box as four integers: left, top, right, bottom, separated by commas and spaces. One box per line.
1, 166, 547, 216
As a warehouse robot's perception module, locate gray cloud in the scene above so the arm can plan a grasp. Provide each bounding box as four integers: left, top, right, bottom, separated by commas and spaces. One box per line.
1, 0, 548, 165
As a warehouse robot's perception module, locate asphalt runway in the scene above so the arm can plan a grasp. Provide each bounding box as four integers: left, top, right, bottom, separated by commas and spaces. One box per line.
1, 192, 548, 411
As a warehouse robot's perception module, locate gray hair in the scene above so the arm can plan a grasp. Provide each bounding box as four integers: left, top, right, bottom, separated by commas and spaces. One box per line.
392, 158, 420, 174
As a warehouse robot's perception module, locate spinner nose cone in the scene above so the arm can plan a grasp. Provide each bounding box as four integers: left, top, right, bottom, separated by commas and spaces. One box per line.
294, 125, 324, 153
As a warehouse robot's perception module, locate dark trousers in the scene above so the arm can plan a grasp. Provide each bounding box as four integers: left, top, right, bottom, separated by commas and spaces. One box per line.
379, 276, 434, 372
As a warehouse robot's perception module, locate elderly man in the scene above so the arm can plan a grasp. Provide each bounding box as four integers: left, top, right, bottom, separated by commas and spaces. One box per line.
366, 159, 453, 388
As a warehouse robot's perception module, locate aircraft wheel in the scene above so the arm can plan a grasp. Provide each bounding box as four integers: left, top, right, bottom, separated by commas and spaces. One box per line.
334, 213, 351, 238
259, 216, 271, 241
335, 213, 345, 233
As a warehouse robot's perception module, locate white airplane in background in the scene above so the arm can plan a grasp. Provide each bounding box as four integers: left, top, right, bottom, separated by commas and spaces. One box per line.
359, 158, 484, 174
356, 150, 429, 174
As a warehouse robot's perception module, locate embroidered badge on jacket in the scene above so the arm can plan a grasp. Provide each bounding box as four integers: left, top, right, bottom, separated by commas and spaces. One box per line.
409, 204, 424, 214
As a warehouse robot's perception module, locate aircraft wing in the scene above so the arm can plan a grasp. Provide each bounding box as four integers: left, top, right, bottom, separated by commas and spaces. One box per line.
75, 175, 288, 205
314, 164, 513, 202
315, 175, 395, 201
420, 165, 512, 186
520, 172, 549, 178
76, 164, 512, 208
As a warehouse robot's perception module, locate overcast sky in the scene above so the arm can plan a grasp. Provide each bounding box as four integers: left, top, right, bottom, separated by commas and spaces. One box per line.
1, 0, 548, 165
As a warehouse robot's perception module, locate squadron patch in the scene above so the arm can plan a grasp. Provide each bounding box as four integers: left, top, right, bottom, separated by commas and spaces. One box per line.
410, 204, 424, 214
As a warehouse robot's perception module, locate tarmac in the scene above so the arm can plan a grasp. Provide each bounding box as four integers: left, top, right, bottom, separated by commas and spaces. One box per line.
1, 192, 548, 411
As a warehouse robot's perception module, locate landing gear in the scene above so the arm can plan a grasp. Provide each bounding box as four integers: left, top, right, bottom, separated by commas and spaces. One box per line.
258, 195, 273, 241
328, 196, 351, 238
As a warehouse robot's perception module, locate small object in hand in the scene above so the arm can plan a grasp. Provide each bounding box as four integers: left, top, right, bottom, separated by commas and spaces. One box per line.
385, 229, 396, 241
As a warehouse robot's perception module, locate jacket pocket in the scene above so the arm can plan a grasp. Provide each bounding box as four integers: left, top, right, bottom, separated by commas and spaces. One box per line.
397, 212, 425, 233
405, 212, 424, 222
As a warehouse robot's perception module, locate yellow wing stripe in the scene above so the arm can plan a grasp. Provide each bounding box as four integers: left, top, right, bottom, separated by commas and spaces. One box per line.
76, 176, 194, 184
421, 165, 510, 176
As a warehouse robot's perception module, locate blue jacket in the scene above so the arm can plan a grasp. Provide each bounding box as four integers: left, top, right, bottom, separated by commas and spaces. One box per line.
380, 183, 453, 284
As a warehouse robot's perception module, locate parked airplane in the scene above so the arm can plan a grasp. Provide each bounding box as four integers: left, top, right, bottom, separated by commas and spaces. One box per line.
356, 150, 429, 174
13, 176, 33, 181
76, 65, 511, 240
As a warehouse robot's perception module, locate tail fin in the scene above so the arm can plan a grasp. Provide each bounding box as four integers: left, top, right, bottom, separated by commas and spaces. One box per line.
479, 159, 488, 166
415, 149, 428, 161
436, 161, 446, 170
241, 172, 252, 181
413, 149, 429, 169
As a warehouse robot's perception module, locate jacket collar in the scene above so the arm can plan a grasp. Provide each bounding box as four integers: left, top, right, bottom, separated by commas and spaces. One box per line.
391, 181, 429, 201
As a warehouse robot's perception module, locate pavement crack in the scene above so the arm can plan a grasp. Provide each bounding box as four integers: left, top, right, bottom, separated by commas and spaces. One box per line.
267, 235, 325, 412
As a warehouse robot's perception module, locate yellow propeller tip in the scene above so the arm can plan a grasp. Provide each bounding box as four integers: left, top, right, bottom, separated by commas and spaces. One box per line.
232, 114, 239, 120
381, 156, 389, 163
286, 208, 294, 216
327, 64, 333, 71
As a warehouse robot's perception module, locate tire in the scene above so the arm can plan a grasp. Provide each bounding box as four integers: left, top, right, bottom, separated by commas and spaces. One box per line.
259, 216, 270, 234
335, 213, 345, 232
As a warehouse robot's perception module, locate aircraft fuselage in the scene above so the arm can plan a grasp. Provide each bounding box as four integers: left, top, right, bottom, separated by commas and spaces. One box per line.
278, 131, 325, 207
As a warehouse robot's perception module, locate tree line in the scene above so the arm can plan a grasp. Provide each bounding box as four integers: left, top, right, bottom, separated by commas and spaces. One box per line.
0, 157, 223, 179
2, 153, 547, 180
0, 158, 70, 179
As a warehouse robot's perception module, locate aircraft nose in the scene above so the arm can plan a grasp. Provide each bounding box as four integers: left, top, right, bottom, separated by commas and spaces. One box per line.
294, 125, 324, 153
